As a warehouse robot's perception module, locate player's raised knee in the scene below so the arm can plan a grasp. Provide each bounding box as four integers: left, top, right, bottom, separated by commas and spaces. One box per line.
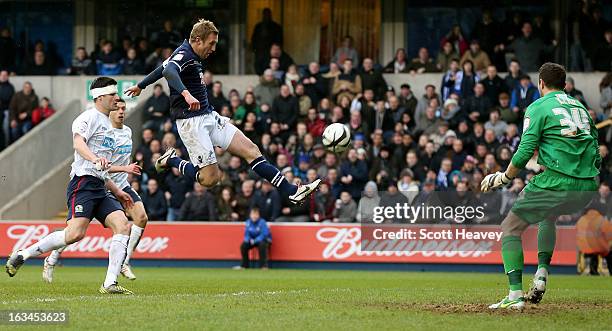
197, 167, 221, 188
244, 141, 262, 162
197, 173, 220, 188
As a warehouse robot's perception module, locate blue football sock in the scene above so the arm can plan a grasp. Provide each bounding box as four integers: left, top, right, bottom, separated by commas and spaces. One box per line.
168, 157, 198, 180
250, 156, 297, 195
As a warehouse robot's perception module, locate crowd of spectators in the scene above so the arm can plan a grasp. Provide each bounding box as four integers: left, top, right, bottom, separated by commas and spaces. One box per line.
128, 53, 612, 223
0, 70, 56, 151
0, 8, 611, 223
0, 6, 610, 76
0, 19, 187, 76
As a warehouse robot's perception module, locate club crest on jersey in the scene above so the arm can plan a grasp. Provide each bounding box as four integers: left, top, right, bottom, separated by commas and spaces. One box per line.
75, 205, 83, 213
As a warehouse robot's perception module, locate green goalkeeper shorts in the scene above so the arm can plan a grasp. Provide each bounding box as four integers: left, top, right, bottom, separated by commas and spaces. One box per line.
510, 170, 598, 224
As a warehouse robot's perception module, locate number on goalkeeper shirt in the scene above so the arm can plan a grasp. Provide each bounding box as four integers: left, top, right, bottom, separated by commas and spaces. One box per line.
552, 107, 590, 136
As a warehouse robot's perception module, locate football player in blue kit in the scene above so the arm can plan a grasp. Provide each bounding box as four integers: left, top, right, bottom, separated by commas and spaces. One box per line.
125, 19, 320, 204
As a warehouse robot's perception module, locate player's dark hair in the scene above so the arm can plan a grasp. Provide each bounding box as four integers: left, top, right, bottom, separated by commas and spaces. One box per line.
538, 62, 566, 90
90, 76, 117, 90
117, 98, 125, 103
250, 207, 260, 214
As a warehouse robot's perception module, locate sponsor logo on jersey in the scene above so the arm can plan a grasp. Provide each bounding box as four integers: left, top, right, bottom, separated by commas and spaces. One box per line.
102, 136, 116, 149
115, 144, 132, 154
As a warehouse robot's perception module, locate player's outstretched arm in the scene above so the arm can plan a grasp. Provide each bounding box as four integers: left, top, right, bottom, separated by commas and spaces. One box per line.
125, 65, 164, 97
108, 163, 142, 175
73, 133, 109, 170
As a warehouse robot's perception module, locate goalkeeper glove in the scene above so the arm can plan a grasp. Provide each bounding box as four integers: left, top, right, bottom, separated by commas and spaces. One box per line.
481, 172, 512, 192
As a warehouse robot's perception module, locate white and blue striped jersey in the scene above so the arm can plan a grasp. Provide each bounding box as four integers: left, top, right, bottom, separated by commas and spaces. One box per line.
70, 108, 115, 180
109, 125, 133, 190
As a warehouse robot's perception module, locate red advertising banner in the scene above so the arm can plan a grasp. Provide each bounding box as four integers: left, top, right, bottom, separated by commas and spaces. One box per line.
0, 222, 578, 265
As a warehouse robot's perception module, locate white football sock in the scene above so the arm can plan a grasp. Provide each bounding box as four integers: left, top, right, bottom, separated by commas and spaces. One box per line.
23, 230, 67, 260
124, 224, 144, 265
47, 246, 67, 266
508, 289, 524, 300
103, 234, 129, 288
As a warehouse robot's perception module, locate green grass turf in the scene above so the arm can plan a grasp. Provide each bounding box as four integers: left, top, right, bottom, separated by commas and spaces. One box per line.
0, 265, 611, 330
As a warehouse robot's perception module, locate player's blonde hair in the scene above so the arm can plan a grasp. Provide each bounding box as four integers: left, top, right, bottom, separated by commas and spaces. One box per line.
190, 19, 218, 42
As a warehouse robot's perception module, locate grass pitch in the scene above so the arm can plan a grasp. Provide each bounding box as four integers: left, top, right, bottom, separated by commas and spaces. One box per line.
1, 265, 611, 330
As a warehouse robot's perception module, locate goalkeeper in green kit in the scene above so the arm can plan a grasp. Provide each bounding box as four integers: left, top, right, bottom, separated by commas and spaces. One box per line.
481, 63, 601, 309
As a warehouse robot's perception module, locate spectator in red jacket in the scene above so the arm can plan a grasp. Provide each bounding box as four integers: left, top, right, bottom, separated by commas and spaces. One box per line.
31, 97, 55, 126
441, 25, 469, 56
311, 181, 335, 222
305, 107, 326, 137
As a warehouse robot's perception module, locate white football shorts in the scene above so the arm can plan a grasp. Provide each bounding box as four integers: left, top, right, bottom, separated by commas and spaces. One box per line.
176, 111, 238, 168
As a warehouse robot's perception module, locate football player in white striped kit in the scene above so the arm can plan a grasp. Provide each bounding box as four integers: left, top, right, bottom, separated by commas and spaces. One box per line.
6, 77, 135, 294
42, 99, 147, 283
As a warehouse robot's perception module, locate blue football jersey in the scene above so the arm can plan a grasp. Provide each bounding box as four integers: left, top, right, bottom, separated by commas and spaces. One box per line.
163, 40, 214, 119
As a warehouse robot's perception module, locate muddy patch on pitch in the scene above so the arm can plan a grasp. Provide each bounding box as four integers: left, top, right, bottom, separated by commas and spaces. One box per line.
371, 302, 612, 315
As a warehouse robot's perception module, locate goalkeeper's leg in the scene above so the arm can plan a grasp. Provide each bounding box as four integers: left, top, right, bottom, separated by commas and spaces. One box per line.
490, 212, 529, 309
526, 218, 556, 303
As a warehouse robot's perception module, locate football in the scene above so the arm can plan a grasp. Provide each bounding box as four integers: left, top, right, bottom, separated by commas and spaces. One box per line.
322, 123, 351, 154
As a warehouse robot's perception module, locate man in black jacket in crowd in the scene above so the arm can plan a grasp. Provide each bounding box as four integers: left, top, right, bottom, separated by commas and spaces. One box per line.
179, 183, 218, 221
462, 82, 492, 123
359, 58, 387, 101
164, 167, 193, 221
480, 65, 506, 105
143, 178, 168, 221
301, 62, 327, 106
143, 84, 170, 130
271, 84, 298, 141
0, 70, 14, 151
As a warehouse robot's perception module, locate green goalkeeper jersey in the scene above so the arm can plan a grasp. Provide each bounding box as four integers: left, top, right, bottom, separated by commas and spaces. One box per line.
511, 91, 601, 179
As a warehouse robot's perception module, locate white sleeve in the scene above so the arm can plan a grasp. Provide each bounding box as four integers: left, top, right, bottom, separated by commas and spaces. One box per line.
72, 112, 96, 142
